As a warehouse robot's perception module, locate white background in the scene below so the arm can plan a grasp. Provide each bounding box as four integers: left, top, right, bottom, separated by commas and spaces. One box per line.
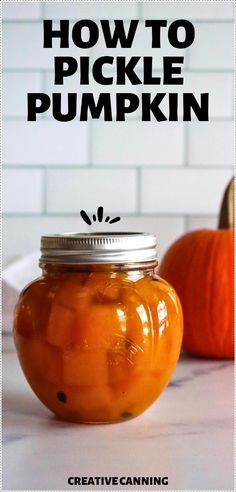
2, 1, 234, 264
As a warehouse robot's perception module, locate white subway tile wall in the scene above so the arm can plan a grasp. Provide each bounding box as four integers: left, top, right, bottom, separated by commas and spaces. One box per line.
3, 1, 234, 265
141, 168, 232, 214
140, 2, 234, 21
3, 22, 91, 69
3, 3, 42, 20
188, 121, 234, 166
92, 121, 185, 165
3, 121, 89, 165
45, 3, 139, 20
3, 168, 43, 214
3, 72, 43, 118
46, 168, 137, 213
189, 23, 234, 70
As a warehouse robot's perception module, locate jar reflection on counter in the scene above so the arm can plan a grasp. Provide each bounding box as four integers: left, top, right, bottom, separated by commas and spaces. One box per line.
13, 233, 183, 424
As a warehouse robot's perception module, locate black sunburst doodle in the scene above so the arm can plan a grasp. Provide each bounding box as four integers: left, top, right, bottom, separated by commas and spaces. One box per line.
80, 206, 121, 226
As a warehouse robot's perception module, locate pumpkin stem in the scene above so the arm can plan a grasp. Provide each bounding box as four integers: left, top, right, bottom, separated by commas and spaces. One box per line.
218, 177, 234, 229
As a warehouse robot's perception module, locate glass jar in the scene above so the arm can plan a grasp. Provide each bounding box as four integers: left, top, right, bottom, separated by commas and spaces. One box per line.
14, 233, 183, 424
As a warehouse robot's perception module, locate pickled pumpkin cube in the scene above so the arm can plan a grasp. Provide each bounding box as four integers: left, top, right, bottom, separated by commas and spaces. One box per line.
47, 303, 75, 349
86, 273, 123, 302
72, 304, 122, 350
53, 280, 92, 310
47, 280, 93, 348
16, 336, 63, 386
40, 342, 63, 385
63, 349, 108, 386
66, 384, 113, 422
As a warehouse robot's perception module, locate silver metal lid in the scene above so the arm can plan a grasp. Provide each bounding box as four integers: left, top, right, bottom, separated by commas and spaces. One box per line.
39, 232, 157, 265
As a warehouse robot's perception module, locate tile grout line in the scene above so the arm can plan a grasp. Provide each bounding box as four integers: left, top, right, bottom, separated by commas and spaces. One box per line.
40, 3, 45, 20
42, 168, 47, 215
136, 167, 141, 214
3, 164, 234, 170
137, 1, 142, 20
2, 19, 235, 25
88, 118, 93, 166
184, 122, 189, 166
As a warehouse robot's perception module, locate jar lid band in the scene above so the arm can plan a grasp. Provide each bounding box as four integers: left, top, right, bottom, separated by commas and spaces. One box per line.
39, 232, 157, 265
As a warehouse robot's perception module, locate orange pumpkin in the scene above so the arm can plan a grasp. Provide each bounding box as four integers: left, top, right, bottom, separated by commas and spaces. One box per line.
158, 178, 234, 359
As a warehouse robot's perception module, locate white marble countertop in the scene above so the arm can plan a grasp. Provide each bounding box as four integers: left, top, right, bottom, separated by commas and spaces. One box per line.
3, 336, 234, 490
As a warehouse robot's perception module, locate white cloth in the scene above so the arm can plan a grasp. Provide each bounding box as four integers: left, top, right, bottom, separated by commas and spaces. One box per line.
3, 252, 41, 333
